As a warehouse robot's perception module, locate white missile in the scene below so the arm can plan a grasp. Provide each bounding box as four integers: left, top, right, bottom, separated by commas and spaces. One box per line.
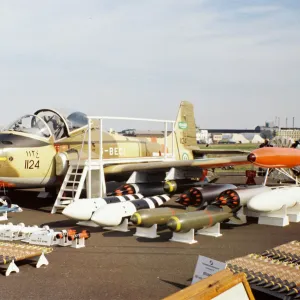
91, 194, 171, 226
62, 194, 144, 221
247, 186, 300, 212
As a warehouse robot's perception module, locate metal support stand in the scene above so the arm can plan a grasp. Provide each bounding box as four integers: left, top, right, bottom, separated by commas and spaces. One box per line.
134, 224, 159, 239
287, 203, 300, 222
263, 168, 269, 186
77, 221, 100, 227
5, 260, 19, 276
104, 219, 130, 232
36, 252, 49, 268
169, 229, 197, 244
0, 212, 7, 221
196, 223, 222, 237
71, 237, 86, 249
258, 205, 289, 227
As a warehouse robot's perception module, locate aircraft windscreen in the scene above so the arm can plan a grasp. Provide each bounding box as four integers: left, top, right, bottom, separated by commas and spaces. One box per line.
5, 115, 51, 138
67, 112, 88, 130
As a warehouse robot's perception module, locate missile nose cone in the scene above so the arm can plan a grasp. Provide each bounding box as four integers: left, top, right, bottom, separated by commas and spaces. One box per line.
62, 199, 102, 220
91, 206, 123, 226
130, 213, 141, 225
247, 153, 256, 163
167, 217, 181, 232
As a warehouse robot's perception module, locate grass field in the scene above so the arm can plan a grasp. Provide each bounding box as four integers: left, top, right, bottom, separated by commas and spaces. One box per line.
198, 143, 259, 151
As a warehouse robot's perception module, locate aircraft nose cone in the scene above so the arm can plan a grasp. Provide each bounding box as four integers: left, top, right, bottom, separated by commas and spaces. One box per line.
91, 206, 123, 226
63, 199, 101, 220
247, 153, 256, 163
167, 217, 180, 232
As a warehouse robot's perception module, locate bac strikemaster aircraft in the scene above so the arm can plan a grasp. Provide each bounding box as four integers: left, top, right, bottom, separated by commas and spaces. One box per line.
0, 101, 249, 192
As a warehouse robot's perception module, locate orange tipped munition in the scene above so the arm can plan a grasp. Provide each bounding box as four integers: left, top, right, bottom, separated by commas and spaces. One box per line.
248, 147, 300, 168
68, 230, 91, 241
56, 229, 77, 239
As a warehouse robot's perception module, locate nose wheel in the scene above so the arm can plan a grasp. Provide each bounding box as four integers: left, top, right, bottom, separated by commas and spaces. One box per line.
0, 196, 12, 208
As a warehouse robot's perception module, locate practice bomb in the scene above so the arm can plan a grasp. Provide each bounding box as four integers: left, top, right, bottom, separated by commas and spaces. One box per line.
167, 206, 242, 233
130, 207, 186, 227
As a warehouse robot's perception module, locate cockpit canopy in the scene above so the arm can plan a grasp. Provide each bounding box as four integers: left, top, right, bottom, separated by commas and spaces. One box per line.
4, 109, 88, 140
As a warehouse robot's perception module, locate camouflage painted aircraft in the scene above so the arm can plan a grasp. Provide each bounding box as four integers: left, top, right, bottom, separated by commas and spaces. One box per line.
0, 101, 249, 191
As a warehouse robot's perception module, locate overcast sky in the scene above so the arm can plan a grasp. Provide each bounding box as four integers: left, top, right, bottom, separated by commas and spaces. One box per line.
1, 0, 299, 129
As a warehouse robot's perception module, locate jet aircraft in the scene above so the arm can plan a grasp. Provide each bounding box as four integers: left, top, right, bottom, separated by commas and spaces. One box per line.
0, 101, 249, 194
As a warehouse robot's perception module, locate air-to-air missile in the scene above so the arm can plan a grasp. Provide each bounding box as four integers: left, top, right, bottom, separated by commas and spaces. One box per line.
167, 205, 242, 233
130, 207, 187, 227
111, 180, 206, 197
62, 193, 144, 220
247, 186, 300, 212
212, 185, 271, 208
176, 184, 237, 208
91, 194, 171, 226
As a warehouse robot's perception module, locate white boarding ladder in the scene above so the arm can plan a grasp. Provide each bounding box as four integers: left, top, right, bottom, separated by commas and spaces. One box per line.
51, 165, 88, 214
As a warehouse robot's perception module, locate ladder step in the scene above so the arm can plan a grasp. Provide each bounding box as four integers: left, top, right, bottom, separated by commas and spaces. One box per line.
59, 196, 74, 200
60, 200, 73, 205
63, 188, 77, 192
67, 181, 80, 184
68, 172, 83, 175
54, 204, 68, 209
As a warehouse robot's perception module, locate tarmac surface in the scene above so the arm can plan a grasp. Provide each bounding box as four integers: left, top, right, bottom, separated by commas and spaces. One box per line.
1, 175, 299, 300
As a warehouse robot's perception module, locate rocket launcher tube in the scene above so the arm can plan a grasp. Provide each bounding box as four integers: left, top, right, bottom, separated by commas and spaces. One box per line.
177, 184, 237, 208
113, 180, 210, 197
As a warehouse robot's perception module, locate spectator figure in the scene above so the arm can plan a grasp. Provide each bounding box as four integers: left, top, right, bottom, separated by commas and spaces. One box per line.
291, 140, 300, 149
258, 139, 273, 176
259, 139, 273, 148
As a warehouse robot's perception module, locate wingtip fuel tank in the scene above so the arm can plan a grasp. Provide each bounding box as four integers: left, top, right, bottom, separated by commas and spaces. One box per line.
248, 147, 300, 168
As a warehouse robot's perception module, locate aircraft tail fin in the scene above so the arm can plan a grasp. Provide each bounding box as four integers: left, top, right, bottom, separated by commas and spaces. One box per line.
173, 101, 197, 160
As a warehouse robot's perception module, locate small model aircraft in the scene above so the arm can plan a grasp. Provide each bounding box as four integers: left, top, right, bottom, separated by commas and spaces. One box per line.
0, 101, 251, 194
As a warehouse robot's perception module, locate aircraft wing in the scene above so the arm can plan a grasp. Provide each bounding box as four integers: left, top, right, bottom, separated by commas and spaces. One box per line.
193, 149, 251, 155
104, 155, 249, 175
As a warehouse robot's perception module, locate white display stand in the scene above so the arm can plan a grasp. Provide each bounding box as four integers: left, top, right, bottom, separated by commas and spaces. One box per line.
77, 221, 100, 228
169, 229, 197, 244
104, 219, 130, 232
287, 203, 300, 222
134, 224, 159, 239
258, 205, 289, 227
196, 223, 222, 238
